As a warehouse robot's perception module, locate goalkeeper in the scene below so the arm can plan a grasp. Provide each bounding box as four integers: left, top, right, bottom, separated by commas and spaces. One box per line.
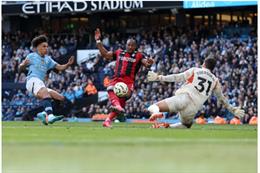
147, 56, 245, 128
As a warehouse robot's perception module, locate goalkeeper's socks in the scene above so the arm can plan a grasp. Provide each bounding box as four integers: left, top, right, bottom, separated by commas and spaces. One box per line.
169, 123, 187, 129
148, 104, 160, 114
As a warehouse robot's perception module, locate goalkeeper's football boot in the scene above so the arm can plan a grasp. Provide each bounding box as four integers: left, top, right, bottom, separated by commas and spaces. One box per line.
103, 119, 112, 128
149, 113, 164, 121
37, 111, 48, 125
110, 105, 125, 114
152, 122, 170, 128
48, 114, 64, 124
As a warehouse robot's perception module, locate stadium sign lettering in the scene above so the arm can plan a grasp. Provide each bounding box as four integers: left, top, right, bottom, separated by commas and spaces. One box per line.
190, 1, 215, 8
22, 1, 143, 14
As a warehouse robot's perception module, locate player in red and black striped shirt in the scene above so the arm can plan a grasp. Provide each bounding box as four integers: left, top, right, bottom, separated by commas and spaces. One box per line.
95, 28, 154, 127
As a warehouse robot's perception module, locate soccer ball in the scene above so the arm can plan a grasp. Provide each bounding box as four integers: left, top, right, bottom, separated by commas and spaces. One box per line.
113, 82, 128, 97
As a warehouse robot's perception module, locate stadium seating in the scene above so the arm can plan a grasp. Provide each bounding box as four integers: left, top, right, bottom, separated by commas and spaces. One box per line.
2, 23, 257, 123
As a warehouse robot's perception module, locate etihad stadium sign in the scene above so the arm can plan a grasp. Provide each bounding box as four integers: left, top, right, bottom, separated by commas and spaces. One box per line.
2, 1, 182, 15
22, 1, 143, 14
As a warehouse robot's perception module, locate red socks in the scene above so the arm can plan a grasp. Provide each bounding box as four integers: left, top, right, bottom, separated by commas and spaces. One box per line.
107, 111, 117, 121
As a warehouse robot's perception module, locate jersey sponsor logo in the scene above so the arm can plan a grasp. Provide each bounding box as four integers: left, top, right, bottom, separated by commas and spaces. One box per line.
119, 56, 136, 62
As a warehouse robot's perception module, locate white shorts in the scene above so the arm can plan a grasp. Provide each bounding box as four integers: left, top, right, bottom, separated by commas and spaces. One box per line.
164, 93, 200, 124
26, 77, 46, 96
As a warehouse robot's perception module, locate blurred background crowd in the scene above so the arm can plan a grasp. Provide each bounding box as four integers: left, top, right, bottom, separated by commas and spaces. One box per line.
2, 21, 257, 124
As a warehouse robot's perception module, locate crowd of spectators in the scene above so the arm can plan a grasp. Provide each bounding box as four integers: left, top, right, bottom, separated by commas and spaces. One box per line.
2, 22, 257, 124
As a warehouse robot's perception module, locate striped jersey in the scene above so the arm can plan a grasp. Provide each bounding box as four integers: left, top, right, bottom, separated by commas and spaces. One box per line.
112, 49, 144, 83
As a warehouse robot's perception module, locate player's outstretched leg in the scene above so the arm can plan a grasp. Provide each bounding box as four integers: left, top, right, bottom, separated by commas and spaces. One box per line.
108, 91, 125, 113
148, 100, 169, 121
102, 120, 112, 128
37, 88, 64, 125
37, 111, 48, 125
160, 114, 194, 129
103, 112, 117, 128
168, 122, 190, 128
149, 113, 164, 121
152, 122, 170, 128
103, 91, 126, 128
37, 111, 64, 125
48, 114, 64, 124
151, 121, 192, 129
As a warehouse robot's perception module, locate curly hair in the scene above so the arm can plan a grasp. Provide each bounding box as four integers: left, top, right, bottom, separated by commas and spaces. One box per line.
31, 35, 48, 48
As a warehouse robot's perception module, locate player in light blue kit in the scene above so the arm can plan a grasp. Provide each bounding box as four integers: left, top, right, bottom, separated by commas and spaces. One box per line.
19, 35, 74, 125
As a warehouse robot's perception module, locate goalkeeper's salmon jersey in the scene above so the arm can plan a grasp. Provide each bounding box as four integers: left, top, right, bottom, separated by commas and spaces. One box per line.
176, 67, 219, 107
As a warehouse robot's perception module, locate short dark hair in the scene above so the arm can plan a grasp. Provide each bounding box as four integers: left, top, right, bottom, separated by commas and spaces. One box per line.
31, 35, 48, 48
204, 56, 216, 71
126, 38, 137, 46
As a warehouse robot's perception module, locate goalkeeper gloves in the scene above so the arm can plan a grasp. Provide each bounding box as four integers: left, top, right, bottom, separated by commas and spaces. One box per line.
231, 107, 245, 119
147, 71, 162, 81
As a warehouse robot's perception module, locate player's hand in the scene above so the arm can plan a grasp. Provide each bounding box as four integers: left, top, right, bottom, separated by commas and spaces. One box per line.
232, 107, 245, 119
147, 71, 159, 81
67, 56, 74, 65
95, 28, 101, 41
22, 58, 30, 66
147, 58, 154, 66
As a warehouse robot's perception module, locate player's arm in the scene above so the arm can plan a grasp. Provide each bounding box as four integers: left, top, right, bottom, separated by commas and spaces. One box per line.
213, 80, 245, 119
55, 56, 74, 71
18, 58, 30, 72
147, 68, 193, 83
95, 28, 113, 60
141, 57, 154, 68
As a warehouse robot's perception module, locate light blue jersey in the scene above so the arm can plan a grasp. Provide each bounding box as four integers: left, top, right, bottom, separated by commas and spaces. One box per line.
26, 52, 57, 81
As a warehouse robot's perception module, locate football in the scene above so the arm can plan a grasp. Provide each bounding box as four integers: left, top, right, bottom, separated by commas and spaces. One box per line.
113, 82, 128, 97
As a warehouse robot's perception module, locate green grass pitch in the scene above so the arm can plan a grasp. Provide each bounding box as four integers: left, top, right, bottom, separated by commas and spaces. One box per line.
3, 121, 257, 173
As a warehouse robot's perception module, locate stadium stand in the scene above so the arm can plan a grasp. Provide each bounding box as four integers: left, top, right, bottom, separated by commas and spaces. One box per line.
2, 22, 257, 124
2, 2, 257, 124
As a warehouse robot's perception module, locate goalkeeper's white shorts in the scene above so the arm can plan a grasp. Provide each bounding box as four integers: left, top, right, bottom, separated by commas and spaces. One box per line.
164, 93, 200, 124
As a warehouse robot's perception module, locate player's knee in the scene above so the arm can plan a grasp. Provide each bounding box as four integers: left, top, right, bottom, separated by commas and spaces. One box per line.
156, 100, 170, 112
182, 122, 193, 128
37, 88, 51, 99
148, 104, 159, 113
181, 118, 193, 128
